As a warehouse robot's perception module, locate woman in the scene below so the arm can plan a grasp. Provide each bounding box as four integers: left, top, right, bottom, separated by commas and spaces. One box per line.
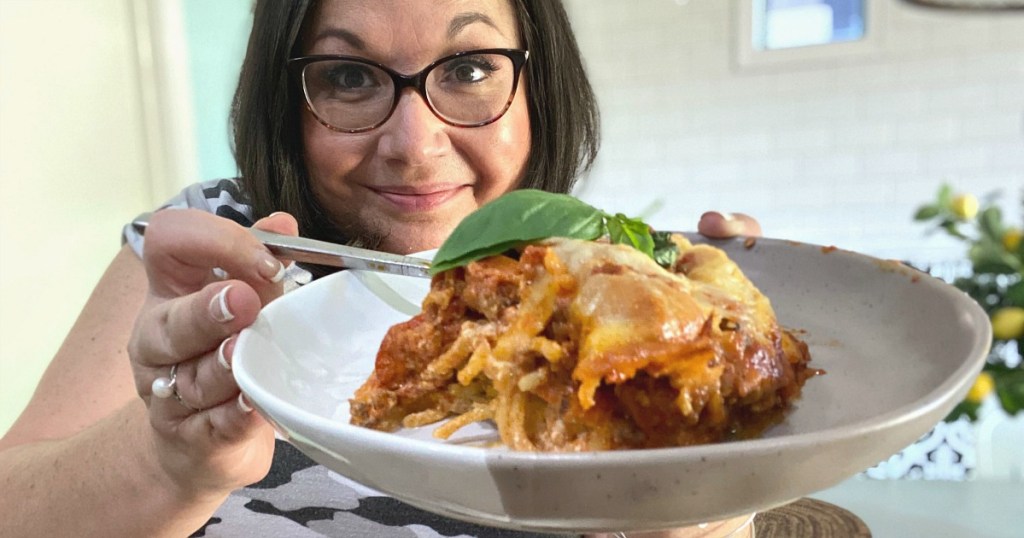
0, 1, 756, 536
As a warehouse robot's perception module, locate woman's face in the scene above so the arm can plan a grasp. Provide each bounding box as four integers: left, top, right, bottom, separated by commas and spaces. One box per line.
300, 0, 531, 254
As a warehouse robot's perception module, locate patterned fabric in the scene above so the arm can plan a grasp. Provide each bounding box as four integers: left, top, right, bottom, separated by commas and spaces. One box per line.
123, 179, 312, 290
192, 440, 565, 538
123, 178, 255, 256
124, 179, 566, 538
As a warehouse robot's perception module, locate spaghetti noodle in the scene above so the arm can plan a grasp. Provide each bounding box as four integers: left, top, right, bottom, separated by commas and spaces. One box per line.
350, 235, 817, 451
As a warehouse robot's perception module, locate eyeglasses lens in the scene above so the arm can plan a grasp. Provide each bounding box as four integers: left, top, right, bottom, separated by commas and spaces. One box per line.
301, 52, 517, 132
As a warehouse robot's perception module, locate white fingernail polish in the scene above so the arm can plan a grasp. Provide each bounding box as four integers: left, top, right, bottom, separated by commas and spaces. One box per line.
217, 338, 232, 370
267, 259, 286, 283
209, 285, 235, 322
238, 393, 253, 413
212, 267, 228, 280
257, 253, 286, 283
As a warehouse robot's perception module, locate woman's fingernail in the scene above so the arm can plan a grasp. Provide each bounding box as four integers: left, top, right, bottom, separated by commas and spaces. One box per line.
699, 211, 745, 238
212, 267, 228, 280
722, 217, 745, 236
701, 211, 735, 222
217, 337, 233, 370
720, 213, 745, 232
257, 252, 286, 283
238, 393, 254, 413
209, 285, 235, 322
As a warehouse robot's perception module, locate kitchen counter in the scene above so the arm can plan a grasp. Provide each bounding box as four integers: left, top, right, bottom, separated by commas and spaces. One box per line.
810, 477, 1023, 538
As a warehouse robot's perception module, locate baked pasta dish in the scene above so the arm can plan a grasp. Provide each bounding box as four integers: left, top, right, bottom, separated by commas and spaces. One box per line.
349, 233, 817, 451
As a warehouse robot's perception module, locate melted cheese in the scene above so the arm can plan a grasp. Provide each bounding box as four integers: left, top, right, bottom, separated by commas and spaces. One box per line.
544, 237, 777, 414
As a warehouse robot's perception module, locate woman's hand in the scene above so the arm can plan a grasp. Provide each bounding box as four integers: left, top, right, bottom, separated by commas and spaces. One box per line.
697, 211, 762, 239
127, 208, 298, 501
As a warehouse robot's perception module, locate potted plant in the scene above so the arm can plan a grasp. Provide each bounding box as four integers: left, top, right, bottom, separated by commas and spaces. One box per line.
913, 184, 1023, 422
865, 185, 1022, 480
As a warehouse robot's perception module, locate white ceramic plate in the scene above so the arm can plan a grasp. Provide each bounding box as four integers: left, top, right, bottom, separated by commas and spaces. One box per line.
234, 236, 991, 533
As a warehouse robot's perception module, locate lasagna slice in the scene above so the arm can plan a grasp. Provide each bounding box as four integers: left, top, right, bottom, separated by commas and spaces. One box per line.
350, 235, 816, 451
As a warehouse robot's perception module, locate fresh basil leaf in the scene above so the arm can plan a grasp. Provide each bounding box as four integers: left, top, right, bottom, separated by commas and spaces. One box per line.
430, 190, 605, 274
606, 213, 654, 257
430, 240, 526, 274
652, 230, 679, 269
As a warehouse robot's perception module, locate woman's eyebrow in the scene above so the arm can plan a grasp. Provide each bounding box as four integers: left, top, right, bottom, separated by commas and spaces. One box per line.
448, 12, 505, 39
311, 27, 366, 51
311, 13, 504, 51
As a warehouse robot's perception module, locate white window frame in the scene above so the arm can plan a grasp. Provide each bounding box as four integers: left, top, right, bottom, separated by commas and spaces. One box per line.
734, 0, 887, 70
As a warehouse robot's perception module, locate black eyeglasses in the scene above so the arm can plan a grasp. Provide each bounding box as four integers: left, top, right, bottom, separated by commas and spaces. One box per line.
288, 48, 529, 134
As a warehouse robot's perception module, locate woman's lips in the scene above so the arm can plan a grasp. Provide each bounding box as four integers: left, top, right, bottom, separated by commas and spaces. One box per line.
371, 185, 469, 212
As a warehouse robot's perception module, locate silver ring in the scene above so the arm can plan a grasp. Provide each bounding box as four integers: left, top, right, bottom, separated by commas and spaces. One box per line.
150, 364, 199, 412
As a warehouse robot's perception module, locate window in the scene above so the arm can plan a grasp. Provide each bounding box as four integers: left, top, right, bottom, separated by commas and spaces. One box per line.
756, 0, 866, 50
736, 0, 884, 68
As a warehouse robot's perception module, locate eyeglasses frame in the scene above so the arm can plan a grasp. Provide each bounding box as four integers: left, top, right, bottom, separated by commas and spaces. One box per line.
287, 48, 530, 134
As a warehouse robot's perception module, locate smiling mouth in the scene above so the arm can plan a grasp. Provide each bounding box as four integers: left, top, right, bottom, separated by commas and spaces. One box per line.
371, 185, 470, 212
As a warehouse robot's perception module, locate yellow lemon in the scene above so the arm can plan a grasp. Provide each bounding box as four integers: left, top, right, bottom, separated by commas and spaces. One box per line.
966, 372, 995, 403
950, 193, 979, 220
991, 306, 1024, 340
1003, 227, 1022, 252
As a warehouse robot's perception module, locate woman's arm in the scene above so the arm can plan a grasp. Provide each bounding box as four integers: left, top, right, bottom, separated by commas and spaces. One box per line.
0, 401, 235, 536
0, 210, 298, 537
2, 246, 145, 445
0, 246, 228, 536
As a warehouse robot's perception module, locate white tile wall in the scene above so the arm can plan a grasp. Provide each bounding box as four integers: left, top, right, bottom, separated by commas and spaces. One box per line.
565, 1, 1024, 265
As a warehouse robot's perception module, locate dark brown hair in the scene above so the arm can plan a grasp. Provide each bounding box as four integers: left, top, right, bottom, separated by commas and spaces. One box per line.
231, 0, 600, 245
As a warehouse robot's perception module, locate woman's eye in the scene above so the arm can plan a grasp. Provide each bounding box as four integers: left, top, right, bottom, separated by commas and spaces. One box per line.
325, 64, 379, 90
443, 58, 498, 84
453, 63, 487, 83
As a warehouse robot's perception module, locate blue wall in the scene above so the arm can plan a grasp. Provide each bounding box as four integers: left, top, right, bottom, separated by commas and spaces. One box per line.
182, 0, 252, 181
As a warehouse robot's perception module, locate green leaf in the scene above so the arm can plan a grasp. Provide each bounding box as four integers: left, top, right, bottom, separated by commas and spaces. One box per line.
969, 241, 1021, 275
430, 190, 605, 274
937, 183, 953, 209
952, 276, 1001, 313
977, 206, 1005, 244
606, 213, 654, 257
652, 231, 680, 269
940, 219, 969, 240
994, 369, 1024, 417
914, 205, 941, 221
1006, 280, 1024, 308
944, 400, 980, 422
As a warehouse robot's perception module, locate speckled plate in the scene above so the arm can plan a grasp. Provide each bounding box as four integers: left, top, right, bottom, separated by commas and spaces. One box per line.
234, 235, 991, 533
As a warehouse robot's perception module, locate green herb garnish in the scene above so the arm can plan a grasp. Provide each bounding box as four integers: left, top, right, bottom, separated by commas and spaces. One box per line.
652, 230, 680, 268
430, 189, 677, 275
606, 213, 654, 258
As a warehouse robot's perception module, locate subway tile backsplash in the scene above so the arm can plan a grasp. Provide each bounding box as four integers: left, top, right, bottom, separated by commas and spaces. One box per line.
565, 1, 1024, 265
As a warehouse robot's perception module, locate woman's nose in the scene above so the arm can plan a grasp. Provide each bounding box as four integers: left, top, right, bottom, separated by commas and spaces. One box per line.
376, 89, 451, 166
